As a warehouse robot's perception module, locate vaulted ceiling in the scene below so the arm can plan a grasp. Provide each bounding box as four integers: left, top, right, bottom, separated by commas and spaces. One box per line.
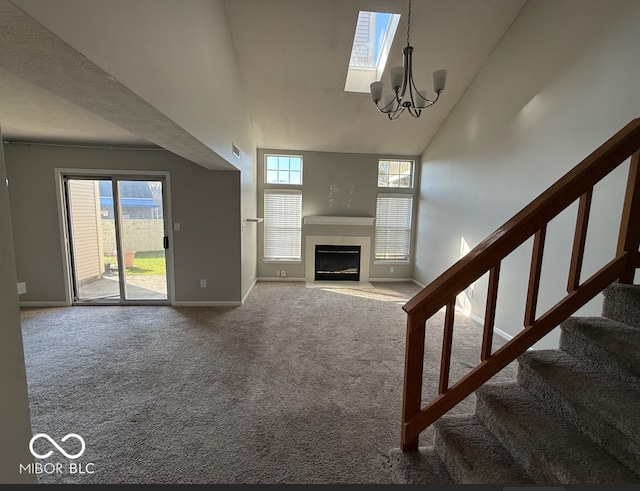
0, 0, 528, 167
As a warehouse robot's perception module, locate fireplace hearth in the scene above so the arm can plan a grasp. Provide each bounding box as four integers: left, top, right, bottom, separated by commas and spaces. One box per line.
314, 244, 361, 281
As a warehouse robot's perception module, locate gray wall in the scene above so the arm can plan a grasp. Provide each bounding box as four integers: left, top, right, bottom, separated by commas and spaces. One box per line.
0, 125, 36, 483
414, 0, 640, 348
256, 149, 419, 280
5, 143, 243, 304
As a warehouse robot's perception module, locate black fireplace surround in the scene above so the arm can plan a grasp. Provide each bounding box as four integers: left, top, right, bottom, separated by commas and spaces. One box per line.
314, 244, 361, 281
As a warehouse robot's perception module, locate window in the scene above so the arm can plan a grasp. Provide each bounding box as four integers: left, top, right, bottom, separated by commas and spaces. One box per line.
344, 11, 401, 93
378, 159, 414, 188
264, 190, 302, 261
375, 193, 413, 261
265, 155, 303, 185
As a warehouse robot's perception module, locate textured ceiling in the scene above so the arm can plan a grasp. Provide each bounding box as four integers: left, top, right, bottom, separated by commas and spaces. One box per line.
0, 0, 528, 166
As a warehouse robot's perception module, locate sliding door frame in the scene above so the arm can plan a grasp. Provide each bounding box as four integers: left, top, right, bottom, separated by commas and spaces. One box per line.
55, 168, 175, 306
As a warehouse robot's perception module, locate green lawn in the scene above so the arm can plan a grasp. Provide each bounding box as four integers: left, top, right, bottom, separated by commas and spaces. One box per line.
105, 251, 166, 275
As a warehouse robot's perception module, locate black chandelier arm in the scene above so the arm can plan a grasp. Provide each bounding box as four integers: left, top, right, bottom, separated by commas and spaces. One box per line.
368, 0, 446, 120
375, 100, 404, 117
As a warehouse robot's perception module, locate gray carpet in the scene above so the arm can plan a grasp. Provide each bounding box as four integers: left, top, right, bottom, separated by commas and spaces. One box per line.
19, 281, 516, 484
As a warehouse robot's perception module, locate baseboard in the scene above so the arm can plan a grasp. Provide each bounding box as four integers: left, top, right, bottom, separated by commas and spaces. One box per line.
466, 310, 514, 342
368, 277, 413, 283
256, 277, 305, 282
19, 301, 69, 308
412, 279, 426, 289
172, 301, 242, 307
241, 279, 257, 305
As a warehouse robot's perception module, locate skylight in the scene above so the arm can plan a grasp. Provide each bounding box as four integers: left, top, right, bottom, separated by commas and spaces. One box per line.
344, 11, 401, 93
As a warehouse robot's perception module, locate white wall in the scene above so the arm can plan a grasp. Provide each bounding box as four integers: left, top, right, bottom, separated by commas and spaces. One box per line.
414, 0, 640, 348
0, 124, 36, 483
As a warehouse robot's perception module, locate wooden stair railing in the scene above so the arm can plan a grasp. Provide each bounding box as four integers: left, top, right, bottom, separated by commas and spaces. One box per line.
401, 118, 640, 451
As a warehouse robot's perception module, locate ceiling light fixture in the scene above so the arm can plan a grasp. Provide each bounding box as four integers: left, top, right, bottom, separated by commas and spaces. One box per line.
369, 0, 447, 120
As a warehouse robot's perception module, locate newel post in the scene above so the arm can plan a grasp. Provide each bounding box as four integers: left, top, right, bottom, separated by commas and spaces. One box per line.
617, 151, 640, 284
400, 313, 425, 451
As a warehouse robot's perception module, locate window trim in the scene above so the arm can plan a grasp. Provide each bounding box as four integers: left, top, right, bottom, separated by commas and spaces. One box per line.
377, 159, 415, 189
264, 154, 304, 186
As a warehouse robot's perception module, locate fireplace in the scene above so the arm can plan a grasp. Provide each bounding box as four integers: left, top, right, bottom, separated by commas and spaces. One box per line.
314, 244, 361, 281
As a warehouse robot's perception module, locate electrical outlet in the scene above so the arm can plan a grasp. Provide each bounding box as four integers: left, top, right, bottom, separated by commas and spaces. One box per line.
250, 266, 254, 277
200, 279, 207, 288
281, 270, 286, 277
390, 266, 395, 273
276, 270, 281, 277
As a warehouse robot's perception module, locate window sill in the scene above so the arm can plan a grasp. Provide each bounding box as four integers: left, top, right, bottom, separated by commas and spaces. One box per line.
263, 259, 302, 264
373, 260, 411, 265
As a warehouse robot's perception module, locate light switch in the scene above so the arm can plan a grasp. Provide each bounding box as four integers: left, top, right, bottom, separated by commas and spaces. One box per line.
174, 222, 181, 231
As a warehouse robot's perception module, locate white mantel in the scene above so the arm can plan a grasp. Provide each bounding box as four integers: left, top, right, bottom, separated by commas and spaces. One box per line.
303, 216, 375, 226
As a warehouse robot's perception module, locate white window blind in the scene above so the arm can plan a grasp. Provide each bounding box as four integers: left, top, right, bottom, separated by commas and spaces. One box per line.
264, 190, 302, 260
375, 193, 413, 261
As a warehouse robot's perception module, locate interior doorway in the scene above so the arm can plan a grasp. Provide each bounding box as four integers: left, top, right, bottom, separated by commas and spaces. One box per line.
63, 175, 170, 304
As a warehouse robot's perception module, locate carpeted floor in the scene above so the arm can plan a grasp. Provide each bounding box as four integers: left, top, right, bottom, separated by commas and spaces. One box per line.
19, 281, 516, 484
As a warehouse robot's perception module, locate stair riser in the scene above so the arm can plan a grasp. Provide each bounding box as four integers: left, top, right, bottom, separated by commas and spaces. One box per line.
434, 431, 469, 483
560, 327, 640, 390
603, 284, 640, 329
517, 362, 640, 474
475, 394, 560, 484
434, 418, 534, 484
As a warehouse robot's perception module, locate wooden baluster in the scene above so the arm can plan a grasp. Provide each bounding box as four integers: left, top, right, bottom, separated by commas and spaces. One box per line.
617, 151, 640, 284
439, 301, 456, 395
567, 189, 593, 293
525, 225, 547, 327
482, 264, 500, 361
400, 314, 426, 451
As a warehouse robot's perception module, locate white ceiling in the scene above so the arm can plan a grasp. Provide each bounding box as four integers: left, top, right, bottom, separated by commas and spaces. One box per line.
0, 0, 528, 164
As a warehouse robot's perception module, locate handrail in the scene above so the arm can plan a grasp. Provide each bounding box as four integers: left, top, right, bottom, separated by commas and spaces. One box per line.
400, 118, 640, 451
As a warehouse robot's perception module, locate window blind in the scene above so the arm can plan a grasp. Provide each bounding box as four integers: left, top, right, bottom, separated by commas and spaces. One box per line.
375, 193, 413, 261
264, 189, 302, 260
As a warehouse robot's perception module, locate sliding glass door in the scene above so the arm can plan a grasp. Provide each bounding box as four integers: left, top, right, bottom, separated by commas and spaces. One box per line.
65, 175, 169, 304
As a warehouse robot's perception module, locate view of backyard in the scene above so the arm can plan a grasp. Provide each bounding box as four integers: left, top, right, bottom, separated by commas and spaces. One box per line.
104, 251, 167, 276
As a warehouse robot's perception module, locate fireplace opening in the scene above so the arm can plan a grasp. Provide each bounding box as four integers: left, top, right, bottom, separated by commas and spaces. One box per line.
314, 244, 361, 281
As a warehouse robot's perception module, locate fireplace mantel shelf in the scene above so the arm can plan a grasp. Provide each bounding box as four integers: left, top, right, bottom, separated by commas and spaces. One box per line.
303, 216, 374, 226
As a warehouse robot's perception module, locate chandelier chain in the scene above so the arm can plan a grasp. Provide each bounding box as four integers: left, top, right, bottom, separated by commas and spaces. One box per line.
406, 0, 412, 46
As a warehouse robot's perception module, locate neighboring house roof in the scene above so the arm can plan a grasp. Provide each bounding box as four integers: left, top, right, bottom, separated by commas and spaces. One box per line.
98, 180, 158, 208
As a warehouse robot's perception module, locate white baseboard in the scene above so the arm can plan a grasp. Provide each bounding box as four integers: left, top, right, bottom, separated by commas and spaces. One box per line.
368, 277, 413, 283
19, 301, 69, 308
241, 279, 257, 304
412, 279, 426, 289
256, 277, 305, 282
172, 301, 242, 307
466, 310, 513, 342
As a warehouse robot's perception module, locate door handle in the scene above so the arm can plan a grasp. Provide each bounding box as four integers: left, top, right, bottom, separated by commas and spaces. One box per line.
163, 236, 169, 249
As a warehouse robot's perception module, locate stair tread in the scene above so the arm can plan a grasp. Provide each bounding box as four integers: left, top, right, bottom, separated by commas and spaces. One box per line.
476, 382, 640, 483
389, 447, 453, 484
518, 349, 640, 438
435, 414, 534, 484
561, 316, 640, 377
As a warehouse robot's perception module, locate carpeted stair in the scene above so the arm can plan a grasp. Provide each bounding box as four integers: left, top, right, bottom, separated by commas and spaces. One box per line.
390, 282, 640, 484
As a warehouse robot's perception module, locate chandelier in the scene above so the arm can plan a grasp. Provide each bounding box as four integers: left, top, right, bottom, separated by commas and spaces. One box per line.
369, 0, 447, 120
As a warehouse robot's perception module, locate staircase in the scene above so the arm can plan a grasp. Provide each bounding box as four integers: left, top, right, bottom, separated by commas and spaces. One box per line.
390, 281, 640, 484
